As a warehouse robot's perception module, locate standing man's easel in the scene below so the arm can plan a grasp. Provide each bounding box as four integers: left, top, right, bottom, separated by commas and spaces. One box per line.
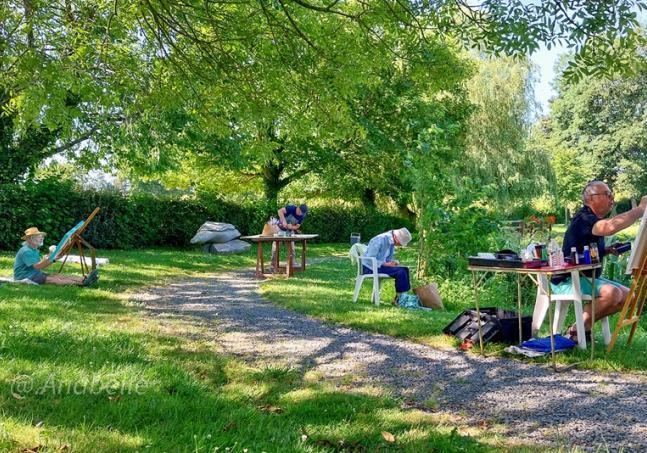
607, 209, 647, 353
51, 207, 101, 277
607, 249, 647, 352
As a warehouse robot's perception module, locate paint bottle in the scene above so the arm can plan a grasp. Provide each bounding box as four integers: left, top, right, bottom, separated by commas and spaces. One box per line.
590, 243, 599, 263
570, 247, 578, 265
583, 245, 591, 265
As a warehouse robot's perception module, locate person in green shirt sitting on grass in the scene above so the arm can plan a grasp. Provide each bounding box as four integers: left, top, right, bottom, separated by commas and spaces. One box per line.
14, 227, 99, 286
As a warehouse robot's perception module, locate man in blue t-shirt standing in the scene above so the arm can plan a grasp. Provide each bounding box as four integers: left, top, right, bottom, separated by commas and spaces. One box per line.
271, 204, 308, 269
13, 227, 98, 286
552, 181, 646, 340
278, 204, 308, 232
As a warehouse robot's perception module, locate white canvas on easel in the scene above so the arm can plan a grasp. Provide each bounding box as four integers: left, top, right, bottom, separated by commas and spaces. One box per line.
608, 207, 647, 352
626, 208, 647, 274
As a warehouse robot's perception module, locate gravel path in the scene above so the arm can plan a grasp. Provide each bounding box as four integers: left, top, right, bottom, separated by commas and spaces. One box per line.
134, 267, 647, 451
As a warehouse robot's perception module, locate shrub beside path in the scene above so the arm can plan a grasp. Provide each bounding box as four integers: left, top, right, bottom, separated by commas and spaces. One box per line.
134, 268, 647, 451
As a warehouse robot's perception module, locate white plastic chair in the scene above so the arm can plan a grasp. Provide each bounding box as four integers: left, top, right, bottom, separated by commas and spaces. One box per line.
350, 243, 390, 305
532, 269, 611, 350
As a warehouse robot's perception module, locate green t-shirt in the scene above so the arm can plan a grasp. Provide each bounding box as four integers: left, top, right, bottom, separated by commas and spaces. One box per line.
13, 244, 41, 280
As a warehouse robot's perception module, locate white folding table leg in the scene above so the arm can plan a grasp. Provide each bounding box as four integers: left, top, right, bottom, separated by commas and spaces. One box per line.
532, 293, 550, 336
573, 300, 587, 350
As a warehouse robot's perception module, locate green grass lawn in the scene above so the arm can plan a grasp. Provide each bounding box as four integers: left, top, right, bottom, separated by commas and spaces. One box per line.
0, 246, 505, 452
262, 243, 647, 372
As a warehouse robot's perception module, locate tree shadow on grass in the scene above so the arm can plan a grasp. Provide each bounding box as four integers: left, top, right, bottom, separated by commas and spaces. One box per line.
0, 337, 494, 452
136, 271, 647, 451
0, 287, 132, 324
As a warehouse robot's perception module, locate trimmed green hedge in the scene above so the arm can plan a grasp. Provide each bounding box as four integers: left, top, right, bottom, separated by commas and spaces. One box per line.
0, 181, 410, 250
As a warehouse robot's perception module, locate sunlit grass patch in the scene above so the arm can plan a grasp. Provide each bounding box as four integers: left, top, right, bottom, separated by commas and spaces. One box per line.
0, 246, 546, 450
262, 244, 647, 372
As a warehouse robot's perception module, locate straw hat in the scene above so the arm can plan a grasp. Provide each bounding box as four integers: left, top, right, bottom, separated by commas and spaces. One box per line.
22, 227, 47, 240
393, 228, 412, 246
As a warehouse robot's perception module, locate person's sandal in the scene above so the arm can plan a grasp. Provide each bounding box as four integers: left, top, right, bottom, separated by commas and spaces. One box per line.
392, 295, 399, 306
565, 325, 591, 342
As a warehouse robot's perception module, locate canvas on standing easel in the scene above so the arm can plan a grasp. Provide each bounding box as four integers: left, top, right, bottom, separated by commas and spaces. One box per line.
49, 207, 101, 277
607, 209, 647, 352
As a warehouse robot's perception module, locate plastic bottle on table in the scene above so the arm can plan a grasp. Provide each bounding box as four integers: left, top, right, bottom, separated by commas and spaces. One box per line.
583, 245, 591, 265
548, 238, 560, 267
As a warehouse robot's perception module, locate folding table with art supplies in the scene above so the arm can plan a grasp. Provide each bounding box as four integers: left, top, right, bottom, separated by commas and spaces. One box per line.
468, 254, 601, 372
608, 208, 647, 352
241, 233, 318, 278
49, 207, 100, 277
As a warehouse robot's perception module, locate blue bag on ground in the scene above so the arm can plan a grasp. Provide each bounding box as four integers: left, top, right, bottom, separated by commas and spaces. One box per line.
521, 335, 577, 353
398, 294, 422, 309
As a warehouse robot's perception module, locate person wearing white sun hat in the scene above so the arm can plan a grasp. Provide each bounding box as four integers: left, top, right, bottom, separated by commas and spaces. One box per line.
363, 227, 413, 305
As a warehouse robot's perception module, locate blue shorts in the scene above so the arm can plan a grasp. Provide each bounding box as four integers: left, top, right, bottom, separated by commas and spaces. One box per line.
550, 276, 623, 298
28, 271, 48, 284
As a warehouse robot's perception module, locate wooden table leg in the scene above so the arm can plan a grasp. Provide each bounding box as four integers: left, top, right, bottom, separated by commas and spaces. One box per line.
517, 273, 523, 344
256, 242, 263, 277
274, 241, 280, 274
287, 241, 294, 277
472, 270, 484, 354
301, 240, 307, 271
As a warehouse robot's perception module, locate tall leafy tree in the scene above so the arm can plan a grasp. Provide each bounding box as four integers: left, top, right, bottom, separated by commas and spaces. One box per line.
462, 56, 552, 212
540, 58, 647, 210
3, 0, 647, 184
0, 1, 156, 183
121, 5, 474, 208
138, 0, 647, 83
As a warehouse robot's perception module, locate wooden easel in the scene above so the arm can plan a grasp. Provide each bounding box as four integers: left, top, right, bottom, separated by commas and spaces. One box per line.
56, 207, 101, 277
607, 246, 647, 352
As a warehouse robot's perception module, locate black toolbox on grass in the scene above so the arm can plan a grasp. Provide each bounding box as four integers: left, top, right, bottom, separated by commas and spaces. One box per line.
443, 307, 532, 344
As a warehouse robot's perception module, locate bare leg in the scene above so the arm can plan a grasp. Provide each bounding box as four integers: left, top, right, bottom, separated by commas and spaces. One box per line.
582, 283, 627, 330
270, 242, 277, 270
46, 274, 85, 286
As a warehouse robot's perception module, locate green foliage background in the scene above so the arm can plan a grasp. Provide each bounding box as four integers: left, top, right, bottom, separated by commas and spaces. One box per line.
0, 181, 409, 250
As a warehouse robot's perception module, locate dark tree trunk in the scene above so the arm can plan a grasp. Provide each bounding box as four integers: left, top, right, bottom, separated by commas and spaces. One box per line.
361, 188, 377, 207
263, 178, 281, 211
262, 159, 286, 211
398, 203, 416, 223
0, 90, 57, 183
0, 89, 88, 184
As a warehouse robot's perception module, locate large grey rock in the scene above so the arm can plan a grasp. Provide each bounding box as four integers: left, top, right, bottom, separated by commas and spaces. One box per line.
206, 240, 251, 254
199, 221, 236, 232
190, 222, 241, 244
